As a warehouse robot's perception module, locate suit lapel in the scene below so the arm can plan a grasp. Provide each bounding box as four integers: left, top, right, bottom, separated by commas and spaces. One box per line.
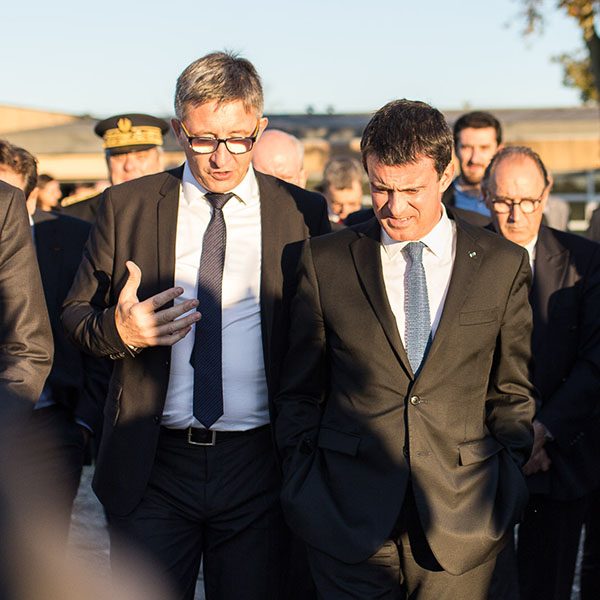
420, 222, 483, 373
530, 226, 568, 353
156, 167, 183, 300
349, 219, 411, 376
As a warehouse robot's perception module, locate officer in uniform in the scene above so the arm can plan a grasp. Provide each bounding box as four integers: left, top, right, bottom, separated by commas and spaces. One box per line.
62, 113, 169, 222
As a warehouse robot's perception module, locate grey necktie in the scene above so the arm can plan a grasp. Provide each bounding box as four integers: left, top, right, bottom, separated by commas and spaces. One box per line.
190, 192, 233, 428
404, 241, 431, 374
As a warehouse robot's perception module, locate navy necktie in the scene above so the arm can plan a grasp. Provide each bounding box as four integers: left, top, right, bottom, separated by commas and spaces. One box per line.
404, 241, 431, 374
191, 192, 233, 428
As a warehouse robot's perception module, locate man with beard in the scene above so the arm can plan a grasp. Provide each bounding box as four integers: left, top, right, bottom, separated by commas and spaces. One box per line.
442, 111, 501, 226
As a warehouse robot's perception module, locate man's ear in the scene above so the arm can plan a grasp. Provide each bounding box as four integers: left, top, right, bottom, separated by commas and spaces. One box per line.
171, 119, 184, 148
26, 187, 39, 216
256, 117, 269, 141
439, 161, 455, 193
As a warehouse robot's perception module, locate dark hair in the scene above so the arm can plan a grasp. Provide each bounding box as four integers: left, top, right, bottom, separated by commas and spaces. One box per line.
481, 146, 550, 192
0, 139, 38, 199
360, 99, 453, 178
453, 111, 502, 147
175, 51, 263, 120
37, 173, 55, 189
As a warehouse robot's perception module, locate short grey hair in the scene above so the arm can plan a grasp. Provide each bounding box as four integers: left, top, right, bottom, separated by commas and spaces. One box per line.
481, 146, 550, 192
323, 156, 363, 190
174, 51, 264, 120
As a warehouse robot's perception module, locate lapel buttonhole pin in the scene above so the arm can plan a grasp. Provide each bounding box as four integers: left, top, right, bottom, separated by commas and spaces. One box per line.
468, 251, 477, 258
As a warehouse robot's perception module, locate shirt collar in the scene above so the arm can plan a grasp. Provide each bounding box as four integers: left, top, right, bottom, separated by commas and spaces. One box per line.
381, 204, 453, 259
181, 162, 258, 208
525, 234, 538, 263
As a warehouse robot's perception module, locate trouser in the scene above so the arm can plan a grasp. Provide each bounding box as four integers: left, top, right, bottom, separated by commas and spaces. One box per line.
582, 488, 600, 600
517, 493, 587, 600
108, 425, 288, 600
30, 403, 87, 539
307, 488, 497, 599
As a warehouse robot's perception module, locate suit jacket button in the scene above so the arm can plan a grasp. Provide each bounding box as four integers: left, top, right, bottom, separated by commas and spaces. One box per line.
153, 415, 161, 425
300, 437, 313, 455
410, 395, 421, 406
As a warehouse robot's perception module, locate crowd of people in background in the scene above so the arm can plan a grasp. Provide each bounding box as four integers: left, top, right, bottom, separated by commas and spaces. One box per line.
0, 50, 598, 600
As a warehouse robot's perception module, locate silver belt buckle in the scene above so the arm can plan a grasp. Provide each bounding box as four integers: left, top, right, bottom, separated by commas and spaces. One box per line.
187, 427, 216, 446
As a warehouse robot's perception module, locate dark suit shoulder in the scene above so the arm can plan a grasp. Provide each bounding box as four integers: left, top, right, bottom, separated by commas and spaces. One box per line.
255, 171, 326, 210
35, 209, 91, 232
61, 193, 102, 222
107, 168, 181, 204
539, 225, 600, 273
542, 225, 600, 253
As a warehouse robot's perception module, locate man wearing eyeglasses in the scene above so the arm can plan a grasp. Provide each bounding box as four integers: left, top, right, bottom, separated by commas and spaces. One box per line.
482, 146, 600, 600
62, 51, 330, 600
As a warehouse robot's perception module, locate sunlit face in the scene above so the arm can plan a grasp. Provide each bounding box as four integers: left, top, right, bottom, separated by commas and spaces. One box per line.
323, 180, 363, 221
38, 179, 62, 209
108, 147, 164, 185
172, 100, 268, 194
456, 127, 499, 186
367, 155, 454, 242
484, 155, 549, 246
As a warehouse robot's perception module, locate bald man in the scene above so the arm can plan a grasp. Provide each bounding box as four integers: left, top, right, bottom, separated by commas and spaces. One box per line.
252, 129, 307, 187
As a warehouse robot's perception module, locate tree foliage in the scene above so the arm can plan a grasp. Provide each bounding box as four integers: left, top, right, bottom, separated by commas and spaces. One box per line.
521, 1, 600, 103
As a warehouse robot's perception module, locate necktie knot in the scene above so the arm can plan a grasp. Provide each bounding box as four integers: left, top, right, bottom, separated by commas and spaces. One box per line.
403, 241, 425, 263
205, 192, 233, 211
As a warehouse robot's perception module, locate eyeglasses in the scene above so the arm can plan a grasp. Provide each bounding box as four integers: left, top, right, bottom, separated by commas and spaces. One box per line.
179, 121, 260, 155
491, 190, 546, 214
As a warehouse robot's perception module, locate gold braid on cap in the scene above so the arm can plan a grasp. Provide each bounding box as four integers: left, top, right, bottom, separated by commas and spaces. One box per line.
102, 118, 164, 149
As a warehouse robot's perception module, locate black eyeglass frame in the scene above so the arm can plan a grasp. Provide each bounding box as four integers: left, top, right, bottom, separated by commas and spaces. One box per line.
179, 120, 260, 155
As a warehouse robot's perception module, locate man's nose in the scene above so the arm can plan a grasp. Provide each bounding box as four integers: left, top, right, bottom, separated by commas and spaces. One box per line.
387, 191, 408, 215
210, 142, 232, 168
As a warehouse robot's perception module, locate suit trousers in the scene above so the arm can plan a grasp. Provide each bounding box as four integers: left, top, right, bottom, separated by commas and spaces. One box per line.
581, 488, 600, 600
30, 403, 87, 541
107, 425, 287, 600
517, 493, 587, 600
306, 488, 497, 599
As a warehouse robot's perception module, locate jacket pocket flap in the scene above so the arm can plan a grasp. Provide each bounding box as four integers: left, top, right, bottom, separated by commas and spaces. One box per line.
459, 308, 498, 325
458, 437, 503, 466
318, 428, 361, 456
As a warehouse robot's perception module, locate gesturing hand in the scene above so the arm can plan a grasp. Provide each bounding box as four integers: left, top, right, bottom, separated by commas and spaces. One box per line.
115, 261, 200, 348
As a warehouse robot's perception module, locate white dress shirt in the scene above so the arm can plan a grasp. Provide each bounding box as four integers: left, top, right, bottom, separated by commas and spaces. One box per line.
162, 163, 269, 430
524, 235, 538, 277
380, 207, 457, 347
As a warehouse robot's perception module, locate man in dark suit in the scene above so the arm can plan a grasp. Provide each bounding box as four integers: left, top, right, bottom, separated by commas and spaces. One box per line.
482, 146, 600, 600
0, 140, 109, 535
0, 174, 53, 600
275, 100, 535, 599
62, 51, 330, 600
0, 181, 52, 418
61, 113, 169, 222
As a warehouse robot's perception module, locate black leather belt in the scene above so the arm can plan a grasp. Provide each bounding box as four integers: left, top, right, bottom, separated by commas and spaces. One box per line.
161, 424, 269, 446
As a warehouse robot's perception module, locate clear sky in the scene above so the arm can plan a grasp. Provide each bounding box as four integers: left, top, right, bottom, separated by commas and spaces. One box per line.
2, 0, 587, 118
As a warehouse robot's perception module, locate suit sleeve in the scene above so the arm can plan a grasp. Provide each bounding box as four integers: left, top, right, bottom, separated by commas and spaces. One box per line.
537, 243, 600, 445
275, 239, 327, 468
485, 248, 536, 467
0, 187, 53, 417
61, 188, 128, 359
